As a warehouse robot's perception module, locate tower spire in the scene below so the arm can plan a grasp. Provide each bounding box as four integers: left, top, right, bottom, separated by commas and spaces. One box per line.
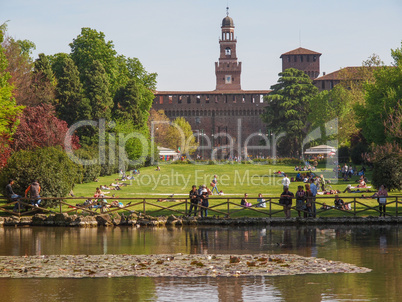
226, 6, 229, 16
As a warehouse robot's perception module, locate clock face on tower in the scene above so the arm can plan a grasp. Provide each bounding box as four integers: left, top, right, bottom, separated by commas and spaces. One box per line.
225, 75, 232, 84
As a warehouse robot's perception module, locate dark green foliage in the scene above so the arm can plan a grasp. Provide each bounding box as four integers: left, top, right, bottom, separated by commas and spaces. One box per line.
350, 142, 369, 165
356, 42, 402, 145
34, 53, 55, 85
73, 148, 101, 183
262, 68, 318, 157
84, 60, 113, 121
113, 79, 144, 125
0, 147, 79, 207
54, 56, 86, 126
372, 154, 402, 191
338, 146, 350, 163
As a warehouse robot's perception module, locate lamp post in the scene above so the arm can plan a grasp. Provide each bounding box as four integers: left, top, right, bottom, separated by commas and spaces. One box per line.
201, 129, 204, 159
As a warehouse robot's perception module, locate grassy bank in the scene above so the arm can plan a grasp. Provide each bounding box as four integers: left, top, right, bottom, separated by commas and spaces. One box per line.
65, 163, 401, 218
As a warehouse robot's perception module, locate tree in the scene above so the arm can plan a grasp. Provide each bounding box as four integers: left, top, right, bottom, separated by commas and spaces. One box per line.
147, 109, 171, 147
83, 60, 113, 121
2, 29, 36, 106
53, 55, 86, 126
12, 104, 80, 151
262, 68, 318, 157
355, 44, 402, 145
31, 53, 57, 105
0, 26, 24, 168
0, 147, 79, 203
113, 79, 144, 125
70, 28, 119, 94
166, 117, 198, 155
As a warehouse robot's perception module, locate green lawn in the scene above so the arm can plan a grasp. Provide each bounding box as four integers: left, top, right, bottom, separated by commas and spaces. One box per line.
2, 163, 400, 218
65, 162, 401, 218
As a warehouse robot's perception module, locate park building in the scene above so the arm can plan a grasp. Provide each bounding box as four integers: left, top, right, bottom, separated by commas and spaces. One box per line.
152, 9, 270, 159
151, 8, 358, 159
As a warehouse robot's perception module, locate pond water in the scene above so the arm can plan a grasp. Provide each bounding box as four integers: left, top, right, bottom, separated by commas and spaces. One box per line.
0, 225, 401, 301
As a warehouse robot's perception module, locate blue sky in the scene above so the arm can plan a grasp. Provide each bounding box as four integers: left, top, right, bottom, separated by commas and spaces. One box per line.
2, 0, 402, 91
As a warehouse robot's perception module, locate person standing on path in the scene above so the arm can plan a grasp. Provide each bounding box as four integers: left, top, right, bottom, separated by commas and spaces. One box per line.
375, 185, 388, 217
211, 175, 219, 195
188, 185, 198, 216
280, 186, 294, 219
282, 174, 290, 191
309, 178, 317, 218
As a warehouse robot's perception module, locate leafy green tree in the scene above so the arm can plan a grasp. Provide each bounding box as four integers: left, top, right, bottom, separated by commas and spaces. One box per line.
0, 27, 24, 168
166, 117, 198, 155
356, 44, 402, 145
113, 79, 144, 125
262, 68, 318, 157
70, 28, 119, 94
84, 60, 113, 121
31, 53, 57, 105
54, 55, 86, 125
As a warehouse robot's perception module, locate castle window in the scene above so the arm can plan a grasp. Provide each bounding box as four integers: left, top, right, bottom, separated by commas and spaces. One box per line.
321, 81, 325, 89
196, 96, 201, 103
294, 55, 297, 62
187, 96, 191, 104
307, 55, 310, 62
287, 56, 290, 62
329, 81, 334, 89
300, 55, 303, 62
178, 96, 182, 104
168, 95, 173, 104
225, 47, 231, 55
159, 96, 163, 104
313, 55, 317, 62
206, 96, 210, 103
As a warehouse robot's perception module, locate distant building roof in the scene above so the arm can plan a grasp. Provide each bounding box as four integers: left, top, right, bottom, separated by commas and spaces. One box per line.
314, 67, 364, 81
280, 47, 321, 58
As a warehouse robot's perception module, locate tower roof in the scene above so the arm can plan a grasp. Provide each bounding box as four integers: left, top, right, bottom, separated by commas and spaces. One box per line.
222, 16, 234, 27
280, 47, 321, 58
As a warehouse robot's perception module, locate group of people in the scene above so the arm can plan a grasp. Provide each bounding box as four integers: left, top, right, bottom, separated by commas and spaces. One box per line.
240, 193, 267, 208
6, 179, 42, 211
189, 185, 210, 217
279, 178, 319, 219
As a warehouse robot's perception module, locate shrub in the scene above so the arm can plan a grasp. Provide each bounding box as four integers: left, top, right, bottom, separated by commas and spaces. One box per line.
371, 154, 402, 191
73, 148, 101, 183
0, 147, 79, 207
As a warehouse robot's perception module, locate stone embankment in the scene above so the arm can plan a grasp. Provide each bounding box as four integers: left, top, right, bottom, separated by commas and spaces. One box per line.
0, 213, 401, 227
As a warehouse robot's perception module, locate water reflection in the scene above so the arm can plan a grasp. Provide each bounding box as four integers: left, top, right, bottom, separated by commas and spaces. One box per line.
0, 225, 401, 301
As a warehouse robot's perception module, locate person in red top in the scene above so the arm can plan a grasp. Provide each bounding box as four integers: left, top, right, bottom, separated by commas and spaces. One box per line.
25, 180, 41, 207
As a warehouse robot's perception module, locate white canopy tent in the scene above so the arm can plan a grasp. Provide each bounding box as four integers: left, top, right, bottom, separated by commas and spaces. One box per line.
304, 145, 337, 155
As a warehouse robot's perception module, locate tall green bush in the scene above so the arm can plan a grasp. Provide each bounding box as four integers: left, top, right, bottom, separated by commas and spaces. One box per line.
371, 154, 402, 191
0, 147, 79, 206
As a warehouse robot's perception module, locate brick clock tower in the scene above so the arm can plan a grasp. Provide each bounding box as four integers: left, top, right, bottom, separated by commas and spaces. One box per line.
215, 8, 242, 91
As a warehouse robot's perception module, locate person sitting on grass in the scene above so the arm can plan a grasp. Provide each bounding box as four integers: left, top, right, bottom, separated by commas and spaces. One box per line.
241, 193, 252, 207
334, 195, 346, 210
256, 193, 266, 208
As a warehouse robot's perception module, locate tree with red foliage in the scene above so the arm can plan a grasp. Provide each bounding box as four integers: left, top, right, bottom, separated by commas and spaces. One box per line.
12, 104, 80, 151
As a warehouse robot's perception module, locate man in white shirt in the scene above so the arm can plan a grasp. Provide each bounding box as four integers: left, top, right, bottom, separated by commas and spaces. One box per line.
282, 174, 290, 190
